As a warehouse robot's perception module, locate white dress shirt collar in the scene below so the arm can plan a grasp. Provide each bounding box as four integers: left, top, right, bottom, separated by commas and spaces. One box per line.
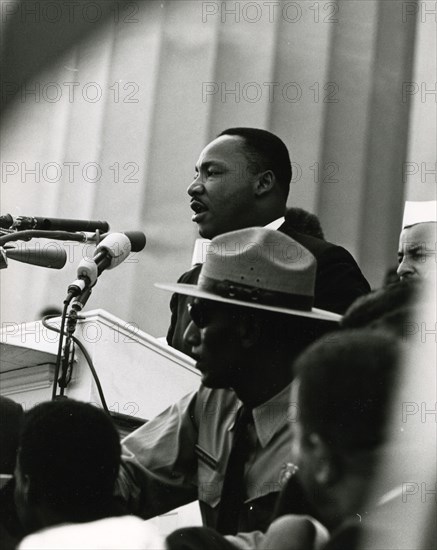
264, 216, 285, 231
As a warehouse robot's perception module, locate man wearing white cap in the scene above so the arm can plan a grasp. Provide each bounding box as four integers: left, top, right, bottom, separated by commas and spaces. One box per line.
118, 228, 340, 535
397, 200, 437, 282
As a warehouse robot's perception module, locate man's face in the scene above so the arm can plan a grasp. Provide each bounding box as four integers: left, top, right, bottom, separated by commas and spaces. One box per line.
187, 135, 260, 239
397, 222, 437, 281
183, 298, 248, 388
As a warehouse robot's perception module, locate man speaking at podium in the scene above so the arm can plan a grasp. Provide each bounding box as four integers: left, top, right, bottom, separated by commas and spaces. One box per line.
167, 128, 370, 355
117, 227, 340, 534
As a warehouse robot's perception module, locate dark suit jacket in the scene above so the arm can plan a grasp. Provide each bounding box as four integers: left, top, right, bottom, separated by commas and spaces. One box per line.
167, 222, 371, 355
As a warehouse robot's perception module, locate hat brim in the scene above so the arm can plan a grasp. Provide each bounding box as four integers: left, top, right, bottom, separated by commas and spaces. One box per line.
156, 283, 342, 323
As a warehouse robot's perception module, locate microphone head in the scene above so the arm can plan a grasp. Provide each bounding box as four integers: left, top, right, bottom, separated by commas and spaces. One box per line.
0, 214, 13, 229
123, 231, 146, 252
99, 231, 146, 252
5, 245, 67, 269
95, 233, 131, 269
76, 257, 99, 285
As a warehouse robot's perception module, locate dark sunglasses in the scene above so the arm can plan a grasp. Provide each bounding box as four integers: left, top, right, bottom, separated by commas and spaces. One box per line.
187, 300, 211, 328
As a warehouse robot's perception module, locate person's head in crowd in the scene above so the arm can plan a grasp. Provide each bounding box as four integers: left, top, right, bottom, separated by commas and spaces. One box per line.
157, 228, 339, 406
397, 222, 437, 282
289, 330, 400, 531
340, 279, 421, 339
0, 397, 23, 477
285, 208, 325, 240
0, 398, 24, 550
188, 128, 291, 239
14, 399, 122, 534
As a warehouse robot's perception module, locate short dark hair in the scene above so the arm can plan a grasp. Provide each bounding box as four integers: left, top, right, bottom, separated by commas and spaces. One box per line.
0, 396, 23, 474
218, 127, 291, 198
18, 399, 121, 520
341, 280, 420, 338
285, 208, 325, 240
294, 330, 400, 453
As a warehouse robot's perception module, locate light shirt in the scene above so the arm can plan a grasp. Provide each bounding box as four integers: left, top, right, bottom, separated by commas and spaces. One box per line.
18, 516, 164, 550
118, 383, 295, 532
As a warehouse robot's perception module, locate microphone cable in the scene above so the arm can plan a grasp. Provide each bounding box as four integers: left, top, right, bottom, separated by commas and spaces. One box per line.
42, 313, 109, 413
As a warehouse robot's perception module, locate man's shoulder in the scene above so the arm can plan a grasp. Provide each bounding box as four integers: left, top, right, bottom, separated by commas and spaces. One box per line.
279, 224, 371, 313
280, 225, 367, 272
322, 520, 361, 550
18, 516, 163, 550
280, 225, 343, 258
195, 385, 240, 412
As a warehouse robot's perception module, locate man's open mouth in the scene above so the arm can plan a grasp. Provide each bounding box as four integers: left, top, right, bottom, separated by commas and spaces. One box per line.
191, 201, 208, 222
190, 200, 208, 214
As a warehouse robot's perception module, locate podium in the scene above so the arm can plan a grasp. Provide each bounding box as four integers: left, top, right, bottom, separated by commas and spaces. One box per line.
0, 309, 200, 420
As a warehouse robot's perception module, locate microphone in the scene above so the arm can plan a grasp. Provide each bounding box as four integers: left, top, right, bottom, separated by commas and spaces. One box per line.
0, 214, 13, 229
66, 232, 145, 300
0, 214, 109, 233
2, 245, 67, 269
109, 231, 146, 252
83, 231, 146, 252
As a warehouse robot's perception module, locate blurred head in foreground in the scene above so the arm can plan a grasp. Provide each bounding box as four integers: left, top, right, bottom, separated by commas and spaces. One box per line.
14, 399, 121, 534
0, 396, 23, 476
290, 330, 400, 531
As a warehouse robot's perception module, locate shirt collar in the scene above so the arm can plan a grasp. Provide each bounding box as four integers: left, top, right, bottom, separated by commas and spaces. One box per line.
230, 383, 294, 448
191, 217, 284, 265
264, 216, 285, 231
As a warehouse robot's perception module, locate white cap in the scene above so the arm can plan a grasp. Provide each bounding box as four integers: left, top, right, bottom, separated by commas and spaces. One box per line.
402, 201, 437, 228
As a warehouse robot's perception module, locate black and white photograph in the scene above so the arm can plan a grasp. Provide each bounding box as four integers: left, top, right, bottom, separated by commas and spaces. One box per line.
0, 1, 436, 549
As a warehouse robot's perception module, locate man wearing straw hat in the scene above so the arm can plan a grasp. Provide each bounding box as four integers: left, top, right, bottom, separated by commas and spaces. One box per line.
117, 227, 340, 535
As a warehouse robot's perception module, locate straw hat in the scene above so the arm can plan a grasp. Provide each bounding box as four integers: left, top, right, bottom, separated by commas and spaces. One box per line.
157, 228, 341, 322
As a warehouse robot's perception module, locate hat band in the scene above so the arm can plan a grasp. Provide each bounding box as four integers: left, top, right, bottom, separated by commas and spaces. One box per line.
200, 276, 314, 311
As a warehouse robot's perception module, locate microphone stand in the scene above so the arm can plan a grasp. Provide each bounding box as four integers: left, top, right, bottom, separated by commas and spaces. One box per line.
55, 286, 93, 398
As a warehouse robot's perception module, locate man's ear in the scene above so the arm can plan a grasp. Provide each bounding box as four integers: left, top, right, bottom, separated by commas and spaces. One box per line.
307, 433, 339, 486
254, 171, 275, 197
